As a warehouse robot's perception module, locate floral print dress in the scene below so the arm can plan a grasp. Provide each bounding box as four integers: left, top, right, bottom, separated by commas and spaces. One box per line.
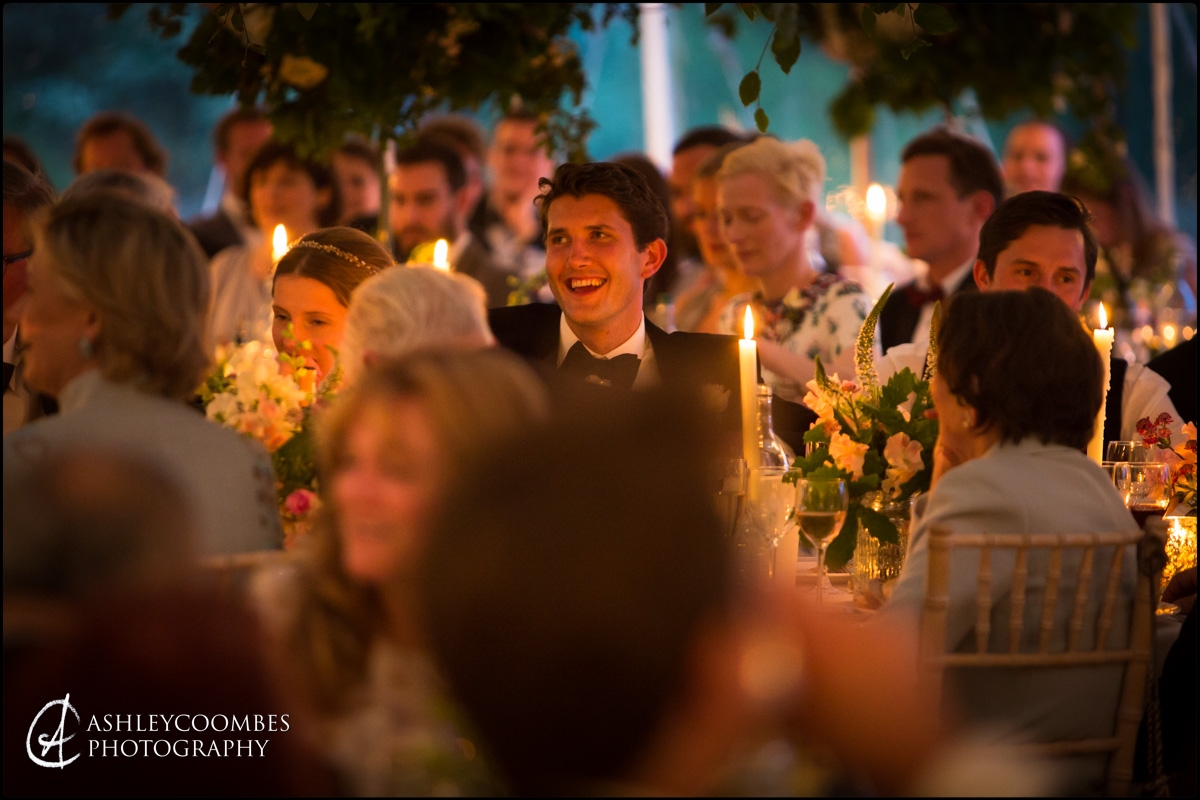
720, 272, 874, 403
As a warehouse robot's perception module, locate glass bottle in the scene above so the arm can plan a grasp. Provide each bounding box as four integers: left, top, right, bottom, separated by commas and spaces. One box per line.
755, 384, 792, 469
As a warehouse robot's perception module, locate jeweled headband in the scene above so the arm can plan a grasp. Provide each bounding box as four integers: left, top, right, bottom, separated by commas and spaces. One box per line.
286, 239, 380, 274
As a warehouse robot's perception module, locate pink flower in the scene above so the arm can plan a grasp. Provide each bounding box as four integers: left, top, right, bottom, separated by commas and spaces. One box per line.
829, 432, 869, 480
284, 488, 319, 518
1136, 412, 1175, 448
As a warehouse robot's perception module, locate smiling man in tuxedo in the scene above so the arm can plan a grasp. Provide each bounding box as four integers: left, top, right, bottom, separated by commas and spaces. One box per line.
488, 162, 744, 429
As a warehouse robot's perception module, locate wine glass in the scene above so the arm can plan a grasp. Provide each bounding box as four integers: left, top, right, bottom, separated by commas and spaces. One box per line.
745, 467, 794, 580
1113, 462, 1172, 527
1107, 441, 1156, 463
795, 478, 849, 605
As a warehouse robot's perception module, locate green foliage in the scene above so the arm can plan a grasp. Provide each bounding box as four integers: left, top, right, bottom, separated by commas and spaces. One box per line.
116, 3, 639, 162
706, 4, 1134, 143
739, 70, 762, 106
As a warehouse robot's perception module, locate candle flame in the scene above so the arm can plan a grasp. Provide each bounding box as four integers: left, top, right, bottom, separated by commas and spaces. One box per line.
272, 224, 289, 262
865, 183, 887, 221
1098, 303, 1108, 330
432, 239, 450, 272
743, 306, 755, 340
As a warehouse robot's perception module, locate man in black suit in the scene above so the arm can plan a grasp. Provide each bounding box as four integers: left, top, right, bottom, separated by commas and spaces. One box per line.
880, 128, 1003, 352
390, 140, 511, 308
186, 107, 273, 259
488, 162, 746, 441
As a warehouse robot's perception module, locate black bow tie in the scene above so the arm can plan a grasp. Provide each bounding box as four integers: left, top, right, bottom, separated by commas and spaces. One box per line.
904, 283, 945, 310
559, 342, 641, 390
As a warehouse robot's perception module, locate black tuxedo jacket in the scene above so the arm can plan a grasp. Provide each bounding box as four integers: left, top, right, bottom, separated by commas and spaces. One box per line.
489, 303, 749, 442
879, 271, 978, 353
186, 209, 244, 260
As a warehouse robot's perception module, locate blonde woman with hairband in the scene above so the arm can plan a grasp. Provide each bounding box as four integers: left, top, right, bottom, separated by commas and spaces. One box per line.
271, 227, 394, 387
717, 138, 875, 402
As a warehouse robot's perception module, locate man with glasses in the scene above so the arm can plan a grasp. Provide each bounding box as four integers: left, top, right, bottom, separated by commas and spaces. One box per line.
3, 159, 55, 433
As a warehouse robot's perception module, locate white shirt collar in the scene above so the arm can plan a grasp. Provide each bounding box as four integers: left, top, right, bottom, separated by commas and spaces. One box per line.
3, 327, 17, 363
557, 314, 648, 365
448, 230, 473, 265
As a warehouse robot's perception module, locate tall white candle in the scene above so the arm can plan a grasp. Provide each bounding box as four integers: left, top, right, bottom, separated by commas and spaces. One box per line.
1088, 304, 1114, 464
865, 183, 887, 243
740, 306, 758, 472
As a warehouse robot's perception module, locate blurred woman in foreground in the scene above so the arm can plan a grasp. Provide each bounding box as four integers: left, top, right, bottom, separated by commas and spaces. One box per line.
270, 349, 547, 794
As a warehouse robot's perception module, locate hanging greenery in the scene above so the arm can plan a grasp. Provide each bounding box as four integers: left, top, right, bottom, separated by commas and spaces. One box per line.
111, 3, 639, 162
706, 3, 1137, 141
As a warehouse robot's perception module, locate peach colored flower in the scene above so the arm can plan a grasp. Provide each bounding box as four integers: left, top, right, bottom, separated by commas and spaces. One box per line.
829, 432, 869, 480
882, 432, 924, 497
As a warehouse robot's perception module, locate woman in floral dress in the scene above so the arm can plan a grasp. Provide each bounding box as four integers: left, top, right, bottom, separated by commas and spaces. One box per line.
717, 137, 875, 403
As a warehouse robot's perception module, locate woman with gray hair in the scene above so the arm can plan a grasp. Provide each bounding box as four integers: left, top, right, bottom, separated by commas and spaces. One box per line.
340, 265, 494, 386
4, 193, 282, 555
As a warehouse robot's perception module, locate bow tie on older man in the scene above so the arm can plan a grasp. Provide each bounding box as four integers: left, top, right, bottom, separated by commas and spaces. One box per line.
559, 342, 640, 390
904, 283, 945, 310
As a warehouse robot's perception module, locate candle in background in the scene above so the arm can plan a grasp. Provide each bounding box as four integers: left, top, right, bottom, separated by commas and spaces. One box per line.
1088, 303, 1114, 464
432, 238, 450, 272
272, 224, 289, 263
865, 183, 887, 242
739, 305, 758, 473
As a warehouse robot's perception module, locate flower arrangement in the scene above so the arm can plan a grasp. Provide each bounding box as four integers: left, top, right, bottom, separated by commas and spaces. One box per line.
199, 333, 338, 548
787, 285, 939, 570
1136, 414, 1197, 513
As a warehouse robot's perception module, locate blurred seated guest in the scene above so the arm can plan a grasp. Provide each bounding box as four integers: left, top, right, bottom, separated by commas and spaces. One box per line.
717, 137, 874, 400
881, 128, 1002, 353
272, 350, 547, 795
611, 152, 688, 327
1063, 154, 1197, 325
390, 140, 510, 308
209, 140, 340, 347
1002, 119, 1068, 196
879, 288, 1139, 795
187, 106, 273, 258
421, 392, 1052, 796
3, 134, 46, 180
332, 136, 382, 233
61, 168, 177, 215
669, 125, 745, 261
469, 107, 556, 275
1147, 337, 1197, 427
674, 142, 759, 333
72, 110, 168, 177
4, 194, 282, 554
271, 227, 392, 390
3, 160, 56, 434
340, 265, 493, 387
418, 113, 489, 224
3, 452, 335, 796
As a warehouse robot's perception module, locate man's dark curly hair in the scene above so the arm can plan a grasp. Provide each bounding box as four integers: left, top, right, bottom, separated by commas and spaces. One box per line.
534, 162, 668, 250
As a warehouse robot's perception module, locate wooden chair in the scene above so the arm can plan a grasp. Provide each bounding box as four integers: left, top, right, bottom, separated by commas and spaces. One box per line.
200, 549, 299, 598
916, 526, 1157, 797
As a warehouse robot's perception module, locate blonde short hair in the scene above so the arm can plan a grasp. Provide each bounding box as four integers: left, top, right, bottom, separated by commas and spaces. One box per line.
717, 137, 827, 209
340, 265, 494, 386
31, 195, 210, 400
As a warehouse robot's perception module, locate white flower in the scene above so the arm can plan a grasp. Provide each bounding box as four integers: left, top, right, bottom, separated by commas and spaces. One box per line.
896, 391, 917, 423
882, 432, 924, 497
206, 392, 240, 424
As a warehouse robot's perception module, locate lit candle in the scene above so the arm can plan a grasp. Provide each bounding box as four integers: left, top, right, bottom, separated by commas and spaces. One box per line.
865, 183, 887, 242
272, 224, 289, 263
740, 306, 758, 472
1088, 304, 1114, 464
432, 238, 450, 272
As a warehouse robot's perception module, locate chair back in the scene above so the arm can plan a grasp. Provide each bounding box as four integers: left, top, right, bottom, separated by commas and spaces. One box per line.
916, 526, 1156, 796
